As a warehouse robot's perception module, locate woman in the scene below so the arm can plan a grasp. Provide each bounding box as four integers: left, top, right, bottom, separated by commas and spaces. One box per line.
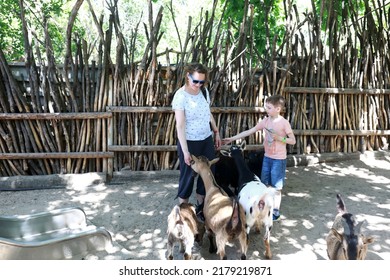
172, 63, 221, 222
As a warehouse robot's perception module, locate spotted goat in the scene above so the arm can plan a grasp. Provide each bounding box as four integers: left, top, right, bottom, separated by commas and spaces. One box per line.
220, 141, 276, 259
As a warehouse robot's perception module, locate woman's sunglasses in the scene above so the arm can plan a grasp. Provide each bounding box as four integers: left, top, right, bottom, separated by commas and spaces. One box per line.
189, 74, 205, 85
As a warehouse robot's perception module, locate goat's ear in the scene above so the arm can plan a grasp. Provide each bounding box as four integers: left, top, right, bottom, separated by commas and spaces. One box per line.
220, 150, 230, 157
331, 228, 343, 241
363, 236, 375, 245
210, 157, 220, 166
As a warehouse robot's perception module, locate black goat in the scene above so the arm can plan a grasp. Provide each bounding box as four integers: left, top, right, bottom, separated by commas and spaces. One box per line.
214, 148, 264, 197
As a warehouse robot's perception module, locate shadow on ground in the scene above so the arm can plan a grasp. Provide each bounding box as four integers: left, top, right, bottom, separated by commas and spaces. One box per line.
0, 151, 389, 260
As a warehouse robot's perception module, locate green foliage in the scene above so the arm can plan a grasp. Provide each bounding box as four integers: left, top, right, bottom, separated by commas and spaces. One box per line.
0, 0, 24, 61
148, 0, 218, 63
0, 0, 70, 62
220, 0, 285, 56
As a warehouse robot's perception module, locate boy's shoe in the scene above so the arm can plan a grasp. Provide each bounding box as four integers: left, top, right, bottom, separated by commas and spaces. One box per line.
273, 213, 281, 221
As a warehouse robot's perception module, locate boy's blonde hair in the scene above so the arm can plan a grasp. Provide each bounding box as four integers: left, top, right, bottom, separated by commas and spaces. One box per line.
266, 94, 285, 108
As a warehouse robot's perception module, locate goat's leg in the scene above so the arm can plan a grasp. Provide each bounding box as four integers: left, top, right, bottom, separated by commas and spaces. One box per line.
179, 241, 185, 253
183, 241, 193, 260
167, 240, 174, 260
263, 228, 272, 259
238, 232, 248, 260
245, 226, 251, 245
264, 238, 272, 259
215, 235, 227, 260
208, 232, 217, 254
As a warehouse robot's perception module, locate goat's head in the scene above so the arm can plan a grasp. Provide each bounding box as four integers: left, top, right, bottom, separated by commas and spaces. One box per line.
220, 140, 246, 157
167, 205, 185, 240
331, 213, 374, 260
189, 154, 219, 174
328, 194, 375, 260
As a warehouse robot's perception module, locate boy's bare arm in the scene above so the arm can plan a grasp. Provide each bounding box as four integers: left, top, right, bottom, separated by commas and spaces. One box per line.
286, 131, 296, 145
222, 126, 258, 145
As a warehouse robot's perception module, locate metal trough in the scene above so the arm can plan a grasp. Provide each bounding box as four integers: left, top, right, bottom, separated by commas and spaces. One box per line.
0, 207, 113, 260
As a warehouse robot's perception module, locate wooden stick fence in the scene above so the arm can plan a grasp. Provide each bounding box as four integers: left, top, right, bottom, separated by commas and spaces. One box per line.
0, 91, 388, 178
284, 87, 390, 154
1, 0, 389, 177
0, 112, 112, 176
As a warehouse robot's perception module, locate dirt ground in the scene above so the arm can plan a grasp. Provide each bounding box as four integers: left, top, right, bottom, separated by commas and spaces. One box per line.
0, 151, 389, 260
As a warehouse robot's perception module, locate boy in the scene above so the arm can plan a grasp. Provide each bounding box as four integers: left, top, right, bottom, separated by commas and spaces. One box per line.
222, 94, 296, 221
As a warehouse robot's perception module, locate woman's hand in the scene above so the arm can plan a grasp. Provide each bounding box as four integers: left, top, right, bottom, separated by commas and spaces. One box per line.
214, 133, 222, 150
183, 151, 192, 166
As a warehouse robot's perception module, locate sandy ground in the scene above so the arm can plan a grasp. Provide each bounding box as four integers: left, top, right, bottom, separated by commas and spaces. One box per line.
0, 151, 389, 260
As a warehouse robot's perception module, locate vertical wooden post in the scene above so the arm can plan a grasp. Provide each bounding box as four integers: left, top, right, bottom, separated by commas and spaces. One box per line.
106, 77, 113, 182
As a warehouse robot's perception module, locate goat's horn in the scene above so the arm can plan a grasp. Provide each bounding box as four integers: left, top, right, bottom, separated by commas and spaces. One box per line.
336, 194, 346, 213
355, 220, 365, 234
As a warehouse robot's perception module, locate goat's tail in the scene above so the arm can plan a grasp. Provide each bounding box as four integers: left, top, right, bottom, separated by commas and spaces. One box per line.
226, 198, 243, 238
336, 193, 346, 214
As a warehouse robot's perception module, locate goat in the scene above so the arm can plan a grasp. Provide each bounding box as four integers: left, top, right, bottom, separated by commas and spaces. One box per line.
190, 154, 248, 260
166, 202, 205, 260
220, 141, 275, 259
213, 152, 238, 197
326, 194, 374, 260
246, 150, 264, 178
214, 150, 264, 197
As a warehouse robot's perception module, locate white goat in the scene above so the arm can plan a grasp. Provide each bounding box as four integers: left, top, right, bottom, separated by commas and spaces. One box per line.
326, 194, 374, 260
221, 141, 276, 259
166, 202, 205, 260
190, 154, 248, 260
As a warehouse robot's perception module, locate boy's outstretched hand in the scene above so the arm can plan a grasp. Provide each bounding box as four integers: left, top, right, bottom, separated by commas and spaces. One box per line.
221, 138, 232, 145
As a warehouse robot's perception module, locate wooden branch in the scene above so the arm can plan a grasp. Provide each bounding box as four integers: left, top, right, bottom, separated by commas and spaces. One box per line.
0, 112, 112, 120
285, 87, 390, 95
293, 129, 390, 136
0, 152, 114, 160
108, 144, 264, 152
108, 106, 266, 113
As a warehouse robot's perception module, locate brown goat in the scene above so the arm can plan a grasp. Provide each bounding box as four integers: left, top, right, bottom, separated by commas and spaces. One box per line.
190, 154, 248, 260
326, 194, 374, 260
166, 202, 205, 260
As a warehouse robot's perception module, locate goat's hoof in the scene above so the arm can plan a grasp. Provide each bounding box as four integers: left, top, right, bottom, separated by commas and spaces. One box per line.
209, 245, 217, 254
241, 254, 246, 260
184, 253, 191, 260
222, 256, 228, 260
168, 255, 173, 260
